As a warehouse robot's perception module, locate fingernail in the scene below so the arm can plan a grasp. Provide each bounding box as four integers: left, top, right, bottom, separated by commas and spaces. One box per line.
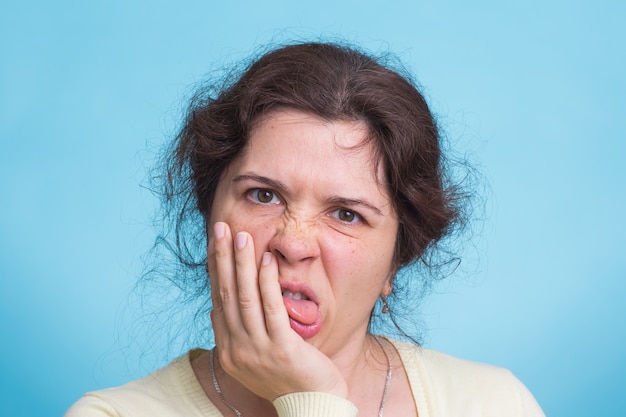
262, 252, 272, 266
235, 232, 247, 250
214, 222, 225, 239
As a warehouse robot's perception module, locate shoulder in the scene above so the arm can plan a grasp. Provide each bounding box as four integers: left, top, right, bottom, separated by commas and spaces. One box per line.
388, 339, 545, 417
393, 339, 514, 385
64, 350, 220, 417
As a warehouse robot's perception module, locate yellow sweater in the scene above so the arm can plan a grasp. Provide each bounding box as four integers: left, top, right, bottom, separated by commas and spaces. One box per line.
65, 339, 545, 417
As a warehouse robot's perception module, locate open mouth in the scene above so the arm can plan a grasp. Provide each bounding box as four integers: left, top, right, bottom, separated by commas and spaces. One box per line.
282, 290, 310, 301
281, 287, 322, 338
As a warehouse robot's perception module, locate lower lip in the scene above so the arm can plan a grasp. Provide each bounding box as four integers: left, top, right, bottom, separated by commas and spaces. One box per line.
288, 314, 323, 339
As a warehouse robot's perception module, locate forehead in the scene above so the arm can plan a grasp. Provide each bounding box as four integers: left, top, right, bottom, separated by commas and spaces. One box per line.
226, 109, 390, 200
246, 110, 381, 174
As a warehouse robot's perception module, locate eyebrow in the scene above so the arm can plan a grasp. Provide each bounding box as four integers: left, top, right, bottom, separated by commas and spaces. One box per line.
327, 196, 383, 216
233, 174, 384, 216
233, 174, 289, 193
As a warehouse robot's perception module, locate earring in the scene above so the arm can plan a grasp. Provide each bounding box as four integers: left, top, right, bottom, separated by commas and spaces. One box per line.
381, 295, 390, 314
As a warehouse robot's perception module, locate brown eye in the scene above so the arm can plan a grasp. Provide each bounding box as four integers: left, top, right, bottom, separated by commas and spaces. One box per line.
253, 189, 278, 204
337, 209, 357, 223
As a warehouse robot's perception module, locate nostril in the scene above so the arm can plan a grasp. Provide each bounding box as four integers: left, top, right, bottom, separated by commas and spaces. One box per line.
273, 249, 287, 261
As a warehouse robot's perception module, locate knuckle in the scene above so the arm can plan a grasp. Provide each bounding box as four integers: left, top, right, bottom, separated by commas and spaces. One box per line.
219, 287, 233, 303
263, 301, 283, 316
238, 294, 256, 310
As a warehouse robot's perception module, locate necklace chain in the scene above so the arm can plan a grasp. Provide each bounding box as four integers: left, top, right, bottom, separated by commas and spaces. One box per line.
208, 336, 392, 417
373, 335, 392, 417
209, 349, 243, 417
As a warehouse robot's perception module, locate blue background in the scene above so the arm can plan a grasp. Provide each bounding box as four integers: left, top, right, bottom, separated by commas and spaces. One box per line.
1, 1, 625, 416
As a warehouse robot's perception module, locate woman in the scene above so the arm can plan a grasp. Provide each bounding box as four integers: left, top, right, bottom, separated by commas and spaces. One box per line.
66, 42, 545, 416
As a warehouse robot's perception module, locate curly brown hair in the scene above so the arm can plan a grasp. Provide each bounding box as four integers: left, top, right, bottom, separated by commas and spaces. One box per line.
152, 41, 473, 343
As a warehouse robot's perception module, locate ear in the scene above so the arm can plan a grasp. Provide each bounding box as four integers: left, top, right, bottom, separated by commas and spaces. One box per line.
381, 275, 393, 297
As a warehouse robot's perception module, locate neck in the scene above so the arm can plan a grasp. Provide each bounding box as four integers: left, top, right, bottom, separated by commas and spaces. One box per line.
342, 335, 392, 411
330, 334, 385, 383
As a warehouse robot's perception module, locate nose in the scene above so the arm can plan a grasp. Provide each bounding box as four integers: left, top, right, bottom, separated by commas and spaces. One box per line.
268, 215, 320, 265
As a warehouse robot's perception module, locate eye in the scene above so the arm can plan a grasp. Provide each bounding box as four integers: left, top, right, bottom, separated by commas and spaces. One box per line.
332, 208, 362, 224
248, 188, 280, 205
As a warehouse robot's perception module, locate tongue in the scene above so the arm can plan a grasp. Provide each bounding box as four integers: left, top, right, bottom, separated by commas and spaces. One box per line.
283, 297, 318, 325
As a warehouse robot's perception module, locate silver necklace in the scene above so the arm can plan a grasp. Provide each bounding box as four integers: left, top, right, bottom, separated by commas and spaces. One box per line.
208, 335, 392, 417
373, 335, 392, 417
209, 349, 243, 417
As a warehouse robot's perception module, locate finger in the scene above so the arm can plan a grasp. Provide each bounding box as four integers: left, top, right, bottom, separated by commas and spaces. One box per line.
207, 225, 230, 352
211, 222, 245, 333
233, 231, 267, 337
258, 251, 291, 338
207, 234, 221, 312
207, 222, 229, 311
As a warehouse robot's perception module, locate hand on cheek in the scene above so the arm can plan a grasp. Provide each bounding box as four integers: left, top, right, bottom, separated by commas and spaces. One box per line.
207, 221, 348, 401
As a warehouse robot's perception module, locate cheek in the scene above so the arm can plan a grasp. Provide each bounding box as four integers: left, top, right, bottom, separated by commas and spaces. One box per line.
230, 217, 276, 257
210, 199, 276, 257
324, 237, 388, 283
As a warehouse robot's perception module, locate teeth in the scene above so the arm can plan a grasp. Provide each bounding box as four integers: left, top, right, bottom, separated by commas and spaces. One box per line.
282, 290, 309, 301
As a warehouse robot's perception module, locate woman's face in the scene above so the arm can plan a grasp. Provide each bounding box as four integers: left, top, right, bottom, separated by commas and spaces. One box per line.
209, 109, 399, 354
